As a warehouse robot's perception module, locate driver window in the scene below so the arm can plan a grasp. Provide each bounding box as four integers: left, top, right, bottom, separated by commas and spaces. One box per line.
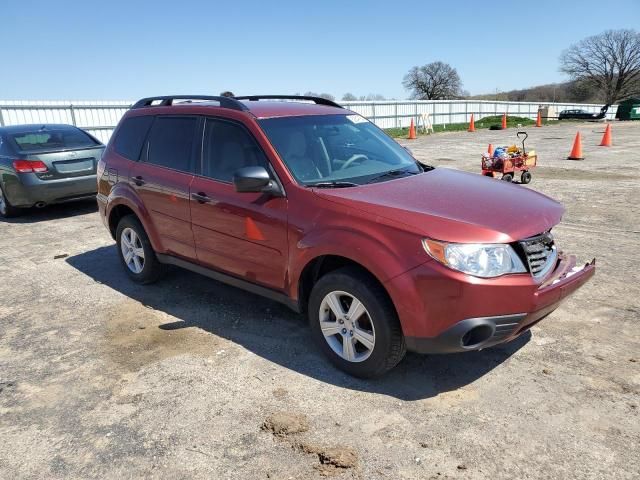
203, 119, 269, 182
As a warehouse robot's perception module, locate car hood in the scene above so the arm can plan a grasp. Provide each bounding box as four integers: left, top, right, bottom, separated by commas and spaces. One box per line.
313, 168, 564, 243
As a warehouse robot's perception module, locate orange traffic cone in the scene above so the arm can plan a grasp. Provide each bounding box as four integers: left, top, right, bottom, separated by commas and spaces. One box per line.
599, 124, 612, 146
501, 113, 507, 129
468, 114, 475, 132
567, 132, 584, 160
536, 110, 542, 127
488, 144, 494, 156
408, 119, 417, 139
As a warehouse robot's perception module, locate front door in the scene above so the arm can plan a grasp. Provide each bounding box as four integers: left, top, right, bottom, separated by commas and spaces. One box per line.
129, 115, 199, 259
189, 117, 288, 290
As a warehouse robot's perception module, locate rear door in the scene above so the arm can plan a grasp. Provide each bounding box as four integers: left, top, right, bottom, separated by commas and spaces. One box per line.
189, 117, 288, 290
129, 115, 200, 259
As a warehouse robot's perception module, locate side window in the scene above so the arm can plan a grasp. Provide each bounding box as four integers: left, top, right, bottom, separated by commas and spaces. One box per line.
113, 116, 153, 160
202, 118, 269, 182
146, 116, 197, 172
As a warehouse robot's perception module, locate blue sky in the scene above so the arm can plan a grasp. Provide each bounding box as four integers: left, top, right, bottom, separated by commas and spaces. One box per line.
1, 0, 638, 100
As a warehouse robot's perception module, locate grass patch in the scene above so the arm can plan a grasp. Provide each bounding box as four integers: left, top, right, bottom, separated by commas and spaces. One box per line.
384, 115, 558, 138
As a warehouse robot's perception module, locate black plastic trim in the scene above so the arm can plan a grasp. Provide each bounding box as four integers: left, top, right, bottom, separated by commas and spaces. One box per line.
156, 254, 300, 312
235, 95, 343, 109
405, 313, 526, 354
131, 95, 249, 112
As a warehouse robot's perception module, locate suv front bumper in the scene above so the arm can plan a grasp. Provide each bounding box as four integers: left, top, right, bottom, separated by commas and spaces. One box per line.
386, 254, 595, 354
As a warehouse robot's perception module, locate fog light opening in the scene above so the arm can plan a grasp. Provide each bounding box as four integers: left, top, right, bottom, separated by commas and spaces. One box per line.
461, 324, 494, 348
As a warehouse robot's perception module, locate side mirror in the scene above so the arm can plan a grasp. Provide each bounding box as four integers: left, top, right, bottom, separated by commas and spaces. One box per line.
233, 166, 282, 196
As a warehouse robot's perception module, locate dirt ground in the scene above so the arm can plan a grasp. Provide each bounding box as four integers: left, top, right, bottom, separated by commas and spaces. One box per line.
1, 120, 639, 479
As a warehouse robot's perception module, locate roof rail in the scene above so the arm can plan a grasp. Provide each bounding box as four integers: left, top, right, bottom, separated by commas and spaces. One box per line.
131, 95, 249, 112
234, 95, 343, 109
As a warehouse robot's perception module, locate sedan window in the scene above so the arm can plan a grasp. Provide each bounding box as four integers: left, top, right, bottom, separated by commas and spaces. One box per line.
9, 127, 100, 153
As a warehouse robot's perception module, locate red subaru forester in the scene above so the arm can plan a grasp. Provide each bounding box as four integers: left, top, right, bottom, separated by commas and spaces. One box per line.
97, 95, 595, 378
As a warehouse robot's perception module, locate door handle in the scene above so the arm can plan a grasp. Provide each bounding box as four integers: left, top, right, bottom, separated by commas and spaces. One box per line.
133, 175, 145, 186
191, 192, 212, 204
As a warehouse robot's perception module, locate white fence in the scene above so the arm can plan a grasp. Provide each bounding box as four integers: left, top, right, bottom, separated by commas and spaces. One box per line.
0, 99, 617, 143
342, 100, 617, 129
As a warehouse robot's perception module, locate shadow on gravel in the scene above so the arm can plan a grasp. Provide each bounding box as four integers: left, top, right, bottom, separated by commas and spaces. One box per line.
67, 245, 529, 401
0, 199, 97, 223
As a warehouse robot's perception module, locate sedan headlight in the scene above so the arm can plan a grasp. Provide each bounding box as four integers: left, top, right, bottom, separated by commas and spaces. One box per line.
422, 239, 527, 278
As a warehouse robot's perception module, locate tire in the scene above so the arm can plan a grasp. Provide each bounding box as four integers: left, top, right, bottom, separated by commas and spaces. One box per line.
115, 215, 164, 284
308, 266, 406, 378
501, 173, 513, 182
0, 185, 21, 219
489, 125, 503, 130
521, 171, 532, 184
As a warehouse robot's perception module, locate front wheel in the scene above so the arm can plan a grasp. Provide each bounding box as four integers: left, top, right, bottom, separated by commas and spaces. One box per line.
115, 215, 164, 284
501, 173, 513, 182
308, 267, 406, 378
521, 171, 532, 184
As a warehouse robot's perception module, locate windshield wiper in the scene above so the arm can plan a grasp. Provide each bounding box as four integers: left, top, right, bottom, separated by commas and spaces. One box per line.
306, 181, 358, 188
365, 166, 420, 184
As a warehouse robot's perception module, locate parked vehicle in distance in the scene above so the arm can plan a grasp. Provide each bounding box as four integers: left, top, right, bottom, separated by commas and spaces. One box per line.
98, 95, 595, 377
558, 104, 609, 120
0, 124, 104, 217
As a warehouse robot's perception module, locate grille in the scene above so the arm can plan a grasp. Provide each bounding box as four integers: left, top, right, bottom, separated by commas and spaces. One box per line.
519, 231, 558, 278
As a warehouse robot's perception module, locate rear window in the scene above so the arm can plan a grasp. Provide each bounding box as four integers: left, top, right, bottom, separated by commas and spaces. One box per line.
9, 127, 100, 153
145, 116, 197, 172
113, 115, 154, 161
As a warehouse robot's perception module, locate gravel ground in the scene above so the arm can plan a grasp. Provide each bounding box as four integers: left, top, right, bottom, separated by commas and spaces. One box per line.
1, 120, 638, 479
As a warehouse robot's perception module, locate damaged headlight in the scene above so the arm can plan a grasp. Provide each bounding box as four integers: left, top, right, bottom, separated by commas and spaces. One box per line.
422, 239, 527, 278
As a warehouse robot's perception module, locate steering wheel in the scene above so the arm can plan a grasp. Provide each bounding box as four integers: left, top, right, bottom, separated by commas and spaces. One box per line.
340, 154, 369, 170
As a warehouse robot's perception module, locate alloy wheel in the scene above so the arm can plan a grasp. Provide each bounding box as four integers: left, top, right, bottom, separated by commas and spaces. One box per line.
319, 290, 376, 362
120, 227, 145, 274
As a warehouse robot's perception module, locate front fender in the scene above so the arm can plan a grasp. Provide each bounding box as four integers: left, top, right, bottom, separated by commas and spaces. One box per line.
288, 224, 426, 300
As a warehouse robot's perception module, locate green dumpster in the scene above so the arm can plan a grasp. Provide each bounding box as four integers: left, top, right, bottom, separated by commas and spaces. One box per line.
615, 97, 640, 120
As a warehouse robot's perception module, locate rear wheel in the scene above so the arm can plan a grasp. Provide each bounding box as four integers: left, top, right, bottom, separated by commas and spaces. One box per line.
521, 171, 532, 184
116, 215, 164, 284
0, 185, 20, 218
501, 173, 513, 182
308, 267, 406, 378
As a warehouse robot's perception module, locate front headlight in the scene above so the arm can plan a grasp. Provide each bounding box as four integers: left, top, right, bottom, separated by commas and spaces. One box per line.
422, 238, 527, 278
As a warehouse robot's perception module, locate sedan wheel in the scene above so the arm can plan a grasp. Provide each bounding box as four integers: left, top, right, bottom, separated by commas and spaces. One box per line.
319, 290, 376, 362
0, 186, 19, 218
0, 189, 6, 216
120, 227, 146, 274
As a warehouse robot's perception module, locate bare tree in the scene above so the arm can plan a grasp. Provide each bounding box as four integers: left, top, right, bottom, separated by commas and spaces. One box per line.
342, 93, 385, 101
304, 91, 335, 101
560, 29, 640, 104
402, 62, 463, 99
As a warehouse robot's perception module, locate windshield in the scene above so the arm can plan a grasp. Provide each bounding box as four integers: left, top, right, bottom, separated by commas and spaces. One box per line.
9, 127, 100, 153
259, 114, 425, 186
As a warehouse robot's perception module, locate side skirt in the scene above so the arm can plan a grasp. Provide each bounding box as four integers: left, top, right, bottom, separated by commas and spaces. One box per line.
156, 253, 301, 313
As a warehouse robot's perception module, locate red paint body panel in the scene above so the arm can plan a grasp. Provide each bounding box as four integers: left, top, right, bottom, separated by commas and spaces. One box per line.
128, 161, 196, 259
313, 168, 564, 244
98, 100, 595, 353
190, 176, 288, 289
